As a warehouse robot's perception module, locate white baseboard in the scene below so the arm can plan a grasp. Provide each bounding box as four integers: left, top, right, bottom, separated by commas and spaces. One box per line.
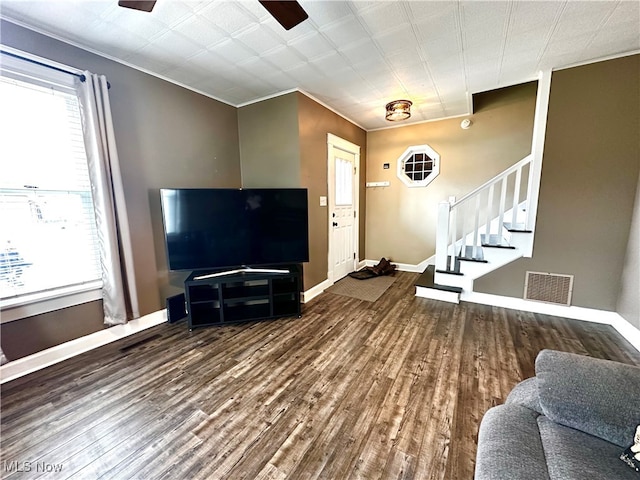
388, 256, 640, 354
364, 255, 434, 273
463, 291, 640, 353
609, 316, 640, 353
302, 278, 333, 303
304, 256, 428, 304
5, 275, 636, 385
0, 310, 167, 384
2, 275, 341, 383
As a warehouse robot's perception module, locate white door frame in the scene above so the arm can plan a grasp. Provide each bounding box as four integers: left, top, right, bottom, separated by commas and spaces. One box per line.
327, 133, 360, 284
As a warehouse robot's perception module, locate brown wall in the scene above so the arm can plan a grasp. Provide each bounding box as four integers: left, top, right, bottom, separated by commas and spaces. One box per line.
366, 82, 537, 264
1, 20, 241, 360
475, 55, 640, 311
297, 92, 367, 289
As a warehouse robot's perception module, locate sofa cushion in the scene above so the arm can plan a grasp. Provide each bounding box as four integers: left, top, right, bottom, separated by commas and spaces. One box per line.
474, 404, 549, 480
506, 377, 542, 414
535, 349, 640, 448
537, 416, 638, 480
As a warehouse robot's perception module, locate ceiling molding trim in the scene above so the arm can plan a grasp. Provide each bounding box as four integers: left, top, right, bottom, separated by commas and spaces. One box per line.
0, 16, 236, 108
368, 46, 637, 134
368, 112, 471, 133
296, 89, 367, 131
237, 87, 366, 131
553, 49, 640, 73
236, 88, 299, 108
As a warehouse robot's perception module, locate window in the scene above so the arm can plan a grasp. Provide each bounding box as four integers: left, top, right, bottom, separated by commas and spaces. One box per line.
0, 53, 101, 310
396, 144, 440, 187
335, 157, 354, 206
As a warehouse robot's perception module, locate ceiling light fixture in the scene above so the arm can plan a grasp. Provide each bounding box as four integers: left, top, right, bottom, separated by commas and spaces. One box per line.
385, 100, 412, 122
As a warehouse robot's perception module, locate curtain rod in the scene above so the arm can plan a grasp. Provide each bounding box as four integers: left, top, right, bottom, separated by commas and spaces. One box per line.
0, 49, 111, 89
1, 49, 86, 82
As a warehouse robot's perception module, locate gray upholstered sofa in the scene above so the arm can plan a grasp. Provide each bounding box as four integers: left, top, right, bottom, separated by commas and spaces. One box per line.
475, 349, 640, 480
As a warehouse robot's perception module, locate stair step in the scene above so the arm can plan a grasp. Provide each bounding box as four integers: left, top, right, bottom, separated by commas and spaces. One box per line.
435, 255, 462, 275
480, 234, 516, 249
458, 246, 488, 263
415, 265, 463, 294
503, 222, 532, 233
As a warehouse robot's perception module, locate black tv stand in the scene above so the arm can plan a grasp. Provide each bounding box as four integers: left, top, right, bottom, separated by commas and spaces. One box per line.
184, 264, 302, 330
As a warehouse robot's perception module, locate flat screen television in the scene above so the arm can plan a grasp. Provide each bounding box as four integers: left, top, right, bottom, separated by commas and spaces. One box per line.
160, 188, 309, 272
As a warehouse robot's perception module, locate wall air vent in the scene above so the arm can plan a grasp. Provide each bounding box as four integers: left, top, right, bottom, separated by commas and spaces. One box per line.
524, 271, 574, 306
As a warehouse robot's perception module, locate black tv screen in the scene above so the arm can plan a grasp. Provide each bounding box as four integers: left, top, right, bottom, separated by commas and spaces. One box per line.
160, 188, 309, 271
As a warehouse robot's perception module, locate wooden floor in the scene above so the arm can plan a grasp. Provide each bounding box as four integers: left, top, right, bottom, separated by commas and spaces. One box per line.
2, 272, 639, 480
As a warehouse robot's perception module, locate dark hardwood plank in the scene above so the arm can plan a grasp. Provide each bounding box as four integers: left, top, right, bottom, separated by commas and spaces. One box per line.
2, 272, 639, 480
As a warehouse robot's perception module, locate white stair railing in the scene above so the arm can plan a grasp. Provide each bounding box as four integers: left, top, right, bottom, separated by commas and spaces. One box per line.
432, 70, 551, 287
436, 154, 533, 273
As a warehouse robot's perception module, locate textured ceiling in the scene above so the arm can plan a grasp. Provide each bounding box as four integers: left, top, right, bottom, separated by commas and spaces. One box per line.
1, 1, 638, 130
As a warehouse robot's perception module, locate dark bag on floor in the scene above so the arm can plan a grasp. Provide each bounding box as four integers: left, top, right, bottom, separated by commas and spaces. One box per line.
349, 257, 397, 280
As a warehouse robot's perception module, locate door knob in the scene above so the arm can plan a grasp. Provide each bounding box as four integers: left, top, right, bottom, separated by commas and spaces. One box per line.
333, 222, 338, 227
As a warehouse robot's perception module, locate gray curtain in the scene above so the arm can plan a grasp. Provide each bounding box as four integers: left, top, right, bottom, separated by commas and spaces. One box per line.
78, 72, 140, 325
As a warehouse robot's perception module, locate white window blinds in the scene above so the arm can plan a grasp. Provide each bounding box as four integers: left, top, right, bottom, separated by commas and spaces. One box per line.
0, 72, 101, 301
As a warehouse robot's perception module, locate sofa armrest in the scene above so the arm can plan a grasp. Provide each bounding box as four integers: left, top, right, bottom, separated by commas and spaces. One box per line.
535, 349, 640, 448
506, 377, 542, 414
475, 404, 549, 480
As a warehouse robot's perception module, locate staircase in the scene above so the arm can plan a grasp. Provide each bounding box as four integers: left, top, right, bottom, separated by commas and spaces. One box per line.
416, 71, 551, 303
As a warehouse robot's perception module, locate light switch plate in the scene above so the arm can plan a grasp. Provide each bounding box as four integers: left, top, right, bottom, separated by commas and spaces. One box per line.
319, 196, 327, 206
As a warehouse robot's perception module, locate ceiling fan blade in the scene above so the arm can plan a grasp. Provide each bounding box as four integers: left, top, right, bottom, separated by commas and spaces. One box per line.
258, 1, 308, 30
118, 0, 157, 13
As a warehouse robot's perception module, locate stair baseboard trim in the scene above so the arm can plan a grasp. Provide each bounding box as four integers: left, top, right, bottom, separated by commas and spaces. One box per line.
0, 310, 167, 385
416, 286, 460, 304
463, 291, 640, 353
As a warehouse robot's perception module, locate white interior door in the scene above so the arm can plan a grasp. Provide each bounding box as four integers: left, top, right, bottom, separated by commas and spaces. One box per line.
329, 147, 356, 282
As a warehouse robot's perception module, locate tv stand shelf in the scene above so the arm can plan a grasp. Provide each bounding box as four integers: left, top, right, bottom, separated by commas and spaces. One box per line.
184, 265, 302, 330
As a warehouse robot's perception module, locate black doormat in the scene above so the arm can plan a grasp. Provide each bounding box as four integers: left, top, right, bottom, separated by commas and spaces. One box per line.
348, 269, 378, 280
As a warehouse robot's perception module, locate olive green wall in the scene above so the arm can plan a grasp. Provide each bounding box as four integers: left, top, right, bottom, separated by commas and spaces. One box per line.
297, 92, 367, 289
366, 82, 537, 264
475, 55, 640, 312
1, 20, 241, 360
238, 94, 300, 187
237, 92, 367, 290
